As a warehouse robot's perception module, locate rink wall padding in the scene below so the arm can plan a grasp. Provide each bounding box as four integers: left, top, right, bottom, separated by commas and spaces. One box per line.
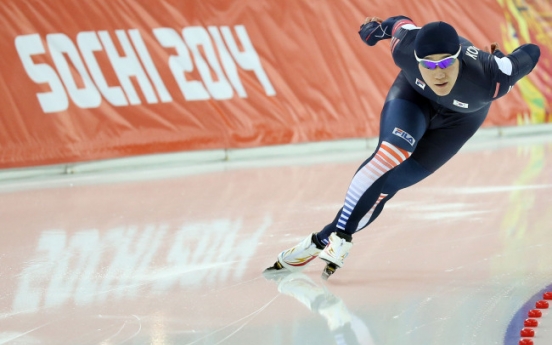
0, 0, 550, 168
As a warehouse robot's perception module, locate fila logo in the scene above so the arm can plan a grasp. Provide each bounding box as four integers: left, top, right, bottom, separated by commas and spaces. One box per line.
453, 99, 469, 108
415, 78, 426, 90
15, 25, 276, 113
393, 127, 415, 146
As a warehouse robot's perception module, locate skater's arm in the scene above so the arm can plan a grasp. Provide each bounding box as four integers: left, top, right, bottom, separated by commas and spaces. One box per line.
358, 15, 415, 46
488, 42, 540, 99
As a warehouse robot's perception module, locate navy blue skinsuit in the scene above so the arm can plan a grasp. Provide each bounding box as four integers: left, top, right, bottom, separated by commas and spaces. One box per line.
317, 16, 540, 243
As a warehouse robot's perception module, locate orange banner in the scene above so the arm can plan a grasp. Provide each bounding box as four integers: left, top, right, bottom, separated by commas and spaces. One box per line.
0, 0, 548, 168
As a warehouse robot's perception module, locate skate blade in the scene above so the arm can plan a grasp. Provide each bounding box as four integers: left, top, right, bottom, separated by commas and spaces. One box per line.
264, 261, 284, 272
321, 263, 338, 280
262, 261, 290, 280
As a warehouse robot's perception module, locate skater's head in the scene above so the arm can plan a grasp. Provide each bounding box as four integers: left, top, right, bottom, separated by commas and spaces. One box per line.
414, 21, 461, 96
415, 21, 459, 58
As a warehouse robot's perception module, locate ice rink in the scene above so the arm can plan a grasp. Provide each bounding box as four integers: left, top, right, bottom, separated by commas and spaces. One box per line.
1, 131, 552, 345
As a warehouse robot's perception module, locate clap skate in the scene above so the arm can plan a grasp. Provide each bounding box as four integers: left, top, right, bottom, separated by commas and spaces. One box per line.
319, 232, 353, 280
263, 233, 325, 276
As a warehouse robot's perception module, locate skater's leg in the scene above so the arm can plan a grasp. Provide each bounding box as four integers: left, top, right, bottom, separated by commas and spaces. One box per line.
317, 98, 429, 244
316, 98, 431, 278
353, 158, 432, 230
329, 103, 490, 233
315, 80, 489, 278
410, 104, 489, 172
265, 103, 426, 274
352, 158, 431, 231
265, 74, 430, 275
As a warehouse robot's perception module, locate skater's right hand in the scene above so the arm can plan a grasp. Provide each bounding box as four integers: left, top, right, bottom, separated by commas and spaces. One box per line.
362, 16, 383, 26
359, 15, 413, 46
358, 16, 389, 46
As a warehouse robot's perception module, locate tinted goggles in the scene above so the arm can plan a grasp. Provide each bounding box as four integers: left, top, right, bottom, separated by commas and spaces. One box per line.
414, 46, 461, 70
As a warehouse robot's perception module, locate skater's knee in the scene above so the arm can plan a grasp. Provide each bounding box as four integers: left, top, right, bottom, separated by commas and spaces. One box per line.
382, 159, 432, 193
374, 141, 412, 170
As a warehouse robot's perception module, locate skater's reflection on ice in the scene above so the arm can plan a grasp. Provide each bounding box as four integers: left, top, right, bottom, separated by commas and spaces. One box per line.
266, 272, 377, 345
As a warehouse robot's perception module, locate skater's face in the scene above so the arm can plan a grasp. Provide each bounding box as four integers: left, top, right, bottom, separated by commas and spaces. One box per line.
416, 48, 460, 96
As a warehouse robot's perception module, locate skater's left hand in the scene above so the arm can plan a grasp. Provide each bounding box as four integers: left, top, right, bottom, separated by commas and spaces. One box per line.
484, 42, 501, 54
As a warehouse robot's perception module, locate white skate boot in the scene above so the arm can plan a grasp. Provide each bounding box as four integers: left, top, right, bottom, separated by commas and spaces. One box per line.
319, 232, 353, 280
264, 233, 325, 274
